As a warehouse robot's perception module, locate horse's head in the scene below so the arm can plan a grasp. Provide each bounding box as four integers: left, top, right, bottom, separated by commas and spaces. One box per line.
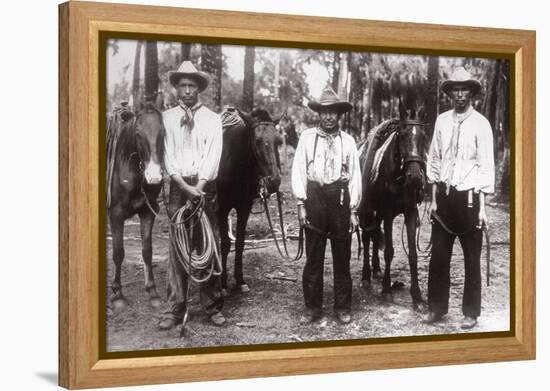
240, 108, 282, 195
397, 100, 427, 202
133, 100, 165, 185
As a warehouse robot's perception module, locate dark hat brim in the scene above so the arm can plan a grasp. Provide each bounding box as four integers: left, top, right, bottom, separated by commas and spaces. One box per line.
441, 79, 482, 96
308, 101, 352, 114
169, 71, 210, 92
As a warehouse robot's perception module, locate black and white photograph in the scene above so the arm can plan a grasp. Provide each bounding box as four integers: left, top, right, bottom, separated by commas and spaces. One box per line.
104, 38, 511, 353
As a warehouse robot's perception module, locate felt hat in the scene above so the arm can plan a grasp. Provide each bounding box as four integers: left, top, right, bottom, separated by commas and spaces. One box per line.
168, 61, 210, 91
307, 86, 352, 114
441, 67, 482, 96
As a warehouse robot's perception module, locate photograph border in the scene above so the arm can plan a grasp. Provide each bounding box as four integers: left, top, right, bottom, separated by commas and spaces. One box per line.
59, 1, 535, 389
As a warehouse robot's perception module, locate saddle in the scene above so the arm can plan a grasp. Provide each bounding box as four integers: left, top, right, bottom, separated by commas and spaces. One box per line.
220, 108, 244, 132
358, 119, 399, 230
106, 106, 134, 208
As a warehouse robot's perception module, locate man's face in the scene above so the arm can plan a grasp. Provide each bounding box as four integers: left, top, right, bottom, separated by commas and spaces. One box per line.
176, 77, 199, 107
450, 85, 472, 113
319, 108, 340, 133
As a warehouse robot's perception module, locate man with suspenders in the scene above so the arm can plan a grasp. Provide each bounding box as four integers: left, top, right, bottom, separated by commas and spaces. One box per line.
291, 87, 362, 324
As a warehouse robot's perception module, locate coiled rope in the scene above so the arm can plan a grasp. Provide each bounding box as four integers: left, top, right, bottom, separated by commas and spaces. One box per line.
169, 196, 222, 283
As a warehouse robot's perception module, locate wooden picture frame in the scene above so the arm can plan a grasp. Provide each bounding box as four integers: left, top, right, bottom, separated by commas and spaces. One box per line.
58, 1, 536, 389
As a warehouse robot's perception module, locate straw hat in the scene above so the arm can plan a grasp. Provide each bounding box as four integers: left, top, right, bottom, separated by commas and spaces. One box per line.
307, 86, 352, 114
441, 67, 482, 96
168, 61, 210, 91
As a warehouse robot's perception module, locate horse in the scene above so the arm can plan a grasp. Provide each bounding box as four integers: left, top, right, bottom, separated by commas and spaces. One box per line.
358, 100, 427, 310
217, 108, 282, 295
107, 100, 165, 310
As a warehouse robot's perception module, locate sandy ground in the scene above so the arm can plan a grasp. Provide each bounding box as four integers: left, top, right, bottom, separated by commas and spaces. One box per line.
105, 169, 510, 352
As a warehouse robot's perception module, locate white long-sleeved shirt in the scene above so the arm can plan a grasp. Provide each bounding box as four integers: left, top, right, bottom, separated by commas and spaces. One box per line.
291, 127, 362, 210
162, 105, 223, 181
427, 108, 495, 194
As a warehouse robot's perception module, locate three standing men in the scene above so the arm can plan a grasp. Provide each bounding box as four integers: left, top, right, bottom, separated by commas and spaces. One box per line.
157, 60, 494, 331
425, 67, 495, 329
291, 87, 362, 324
159, 61, 226, 330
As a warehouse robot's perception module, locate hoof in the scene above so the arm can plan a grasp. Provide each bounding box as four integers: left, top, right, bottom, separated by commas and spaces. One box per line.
413, 301, 428, 313
149, 296, 162, 308
237, 283, 250, 293
112, 297, 129, 310
382, 292, 393, 303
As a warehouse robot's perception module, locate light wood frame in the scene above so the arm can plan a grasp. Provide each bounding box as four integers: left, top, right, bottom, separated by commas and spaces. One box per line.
59, 1, 536, 389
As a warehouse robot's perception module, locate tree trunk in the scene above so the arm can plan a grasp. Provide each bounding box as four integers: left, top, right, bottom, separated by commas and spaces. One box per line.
181, 43, 192, 61
144, 41, 159, 101
131, 41, 143, 110
201, 44, 223, 112
332, 52, 341, 92
242, 46, 256, 112
426, 56, 439, 142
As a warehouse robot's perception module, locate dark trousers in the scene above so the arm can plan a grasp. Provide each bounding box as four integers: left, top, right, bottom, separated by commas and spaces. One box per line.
303, 180, 352, 315
164, 179, 223, 318
428, 184, 482, 318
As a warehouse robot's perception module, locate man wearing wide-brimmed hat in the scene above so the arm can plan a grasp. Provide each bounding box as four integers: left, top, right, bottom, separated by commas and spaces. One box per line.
424, 67, 495, 329
159, 61, 226, 330
291, 86, 362, 325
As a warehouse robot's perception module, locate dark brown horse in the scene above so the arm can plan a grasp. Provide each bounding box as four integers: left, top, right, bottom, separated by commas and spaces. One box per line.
107, 101, 165, 310
217, 108, 282, 295
359, 101, 427, 309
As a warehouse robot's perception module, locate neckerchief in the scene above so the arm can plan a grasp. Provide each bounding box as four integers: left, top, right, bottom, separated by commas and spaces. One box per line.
178, 100, 203, 131
316, 127, 342, 184
445, 105, 474, 193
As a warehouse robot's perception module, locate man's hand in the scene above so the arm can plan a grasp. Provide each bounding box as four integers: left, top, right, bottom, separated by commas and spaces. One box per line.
478, 208, 489, 229
350, 212, 359, 233
429, 184, 438, 221
181, 183, 202, 200
478, 191, 488, 230
298, 204, 307, 227
429, 201, 438, 216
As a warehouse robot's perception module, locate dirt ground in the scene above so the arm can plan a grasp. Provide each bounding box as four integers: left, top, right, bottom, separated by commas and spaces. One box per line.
105, 165, 510, 352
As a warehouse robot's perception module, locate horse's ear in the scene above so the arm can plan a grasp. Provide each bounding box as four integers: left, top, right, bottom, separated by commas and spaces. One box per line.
238, 109, 254, 126
398, 97, 408, 120
417, 105, 427, 123
154, 91, 164, 110
273, 112, 284, 125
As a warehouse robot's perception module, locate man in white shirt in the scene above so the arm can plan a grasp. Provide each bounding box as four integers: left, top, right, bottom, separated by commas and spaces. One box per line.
158, 61, 225, 330
291, 87, 362, 324
425, 67, 495, 329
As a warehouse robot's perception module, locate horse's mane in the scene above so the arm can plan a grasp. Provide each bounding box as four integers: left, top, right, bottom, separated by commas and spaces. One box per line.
250, 108, 273, 122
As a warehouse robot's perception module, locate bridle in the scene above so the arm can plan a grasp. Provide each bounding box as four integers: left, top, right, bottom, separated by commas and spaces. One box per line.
248, 120, 280, 197
394, 120, 428, 186
125, 109, 165, 217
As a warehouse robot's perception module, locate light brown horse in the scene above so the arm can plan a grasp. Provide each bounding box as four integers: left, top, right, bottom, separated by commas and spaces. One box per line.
107, 101, 165, 310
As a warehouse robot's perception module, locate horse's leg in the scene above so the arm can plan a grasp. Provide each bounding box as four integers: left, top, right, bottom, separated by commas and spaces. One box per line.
372, 225, 382, 278
217, 205, 231, 296
405, 208, 425, 311
234, 205, 251, 292
109, 211, 128, 309
361, 229, 372, 289
381, 215, 395, 302
138, 209, 161, 308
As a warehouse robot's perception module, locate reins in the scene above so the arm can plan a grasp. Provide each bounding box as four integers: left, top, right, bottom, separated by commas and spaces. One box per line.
260, 190, 305, 261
